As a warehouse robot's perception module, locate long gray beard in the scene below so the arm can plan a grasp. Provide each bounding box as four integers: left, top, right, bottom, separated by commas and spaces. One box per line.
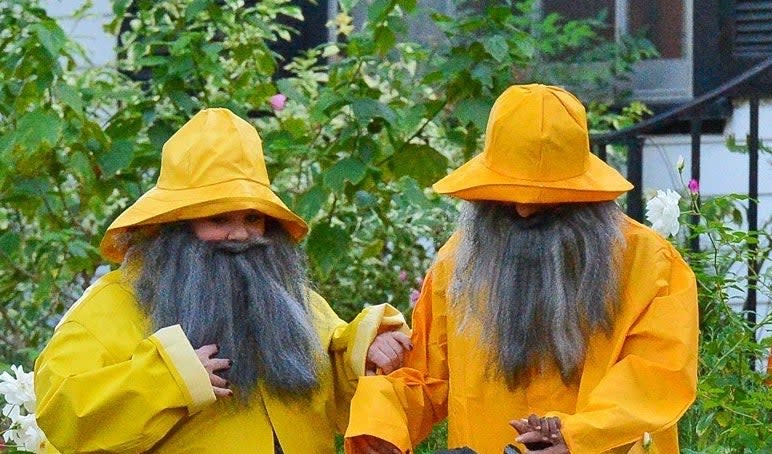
126, 223, 322, 401
450, 201, 624, 387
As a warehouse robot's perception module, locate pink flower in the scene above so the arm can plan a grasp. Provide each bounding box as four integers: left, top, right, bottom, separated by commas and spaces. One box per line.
269, 93, 287, 111
688, 179, 699, 194
409, 289, 420, 307
398, 270, 408, 282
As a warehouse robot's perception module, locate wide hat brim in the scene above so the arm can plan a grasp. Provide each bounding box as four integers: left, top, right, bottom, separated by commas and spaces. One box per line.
432, 151, 633, 203
99, 179, 308, 263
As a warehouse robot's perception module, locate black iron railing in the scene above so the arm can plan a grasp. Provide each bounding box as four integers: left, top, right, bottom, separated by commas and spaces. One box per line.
590, 57, 772, 325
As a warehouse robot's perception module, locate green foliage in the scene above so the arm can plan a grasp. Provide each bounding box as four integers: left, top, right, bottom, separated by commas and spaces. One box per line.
675, 186, 772, 452
2, 1, 659, 450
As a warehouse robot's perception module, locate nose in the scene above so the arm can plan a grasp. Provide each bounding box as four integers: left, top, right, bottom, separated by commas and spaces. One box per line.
514, 203, 540, 218
226, 223, 249, 241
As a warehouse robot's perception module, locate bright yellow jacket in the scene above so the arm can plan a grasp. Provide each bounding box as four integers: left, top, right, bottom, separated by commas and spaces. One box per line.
35, 270, 407, 453
345, 217, 698, 454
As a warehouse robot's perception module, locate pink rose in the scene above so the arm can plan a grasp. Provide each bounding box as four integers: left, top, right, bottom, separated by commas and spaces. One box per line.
270, 93, 287, 111
398, 270, 408, 282
688, 179, 699, 194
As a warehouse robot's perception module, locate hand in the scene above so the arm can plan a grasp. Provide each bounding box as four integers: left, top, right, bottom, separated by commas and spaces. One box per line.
510, 414, 569, 453
195, 344, 232, 398
365, 331, 413, 375
348, 435, 401, 454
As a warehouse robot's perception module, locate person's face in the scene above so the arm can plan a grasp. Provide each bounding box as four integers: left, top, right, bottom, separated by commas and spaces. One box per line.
189, 209, 266, 242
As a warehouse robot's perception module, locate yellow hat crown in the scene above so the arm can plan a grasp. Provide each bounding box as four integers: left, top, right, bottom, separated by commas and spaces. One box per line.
158, 108, 270, 190
483, 85, 590, 182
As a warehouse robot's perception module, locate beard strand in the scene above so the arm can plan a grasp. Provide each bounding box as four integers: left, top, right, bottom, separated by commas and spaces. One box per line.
450, 201, 624, 388
128, 223, 322, 401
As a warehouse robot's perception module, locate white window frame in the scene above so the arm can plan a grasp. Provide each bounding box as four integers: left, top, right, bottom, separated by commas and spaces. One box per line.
616, 0, 694, 102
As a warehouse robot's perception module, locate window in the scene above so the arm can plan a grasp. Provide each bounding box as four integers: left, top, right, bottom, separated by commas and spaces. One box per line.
542, 0, 693, 102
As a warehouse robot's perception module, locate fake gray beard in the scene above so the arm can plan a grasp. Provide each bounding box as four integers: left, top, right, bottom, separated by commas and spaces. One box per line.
126, 224, 322, 401
450, 201, 624, 388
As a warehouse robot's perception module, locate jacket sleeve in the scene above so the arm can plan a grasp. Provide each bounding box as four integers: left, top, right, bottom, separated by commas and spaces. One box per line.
34, 322, 216, 453
550, 247, 699, 452
344, 271, 450, 452
308, 292, 410, 433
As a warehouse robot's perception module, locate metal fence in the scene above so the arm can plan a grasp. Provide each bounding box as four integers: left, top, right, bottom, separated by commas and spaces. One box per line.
590, 57, 772, 325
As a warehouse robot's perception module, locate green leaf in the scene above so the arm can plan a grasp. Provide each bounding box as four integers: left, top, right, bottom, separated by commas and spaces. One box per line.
98, 139, 135, 175
397, 176, 431, 208
30, 21, 66, 57
15, 110, 62, 149
373, 25, 396, 55
15, 177, 51, 196
351, 99, 397, 127
454, 98, 492, 131
305, 222, 350, 277
295, 185, 329, 221
0, 232, 21, 256
390, 144, 448, 187
54, 82, 84, 114
361, 238, 384, 258
483, 35, 509, 62
323, 158, 367, 192
185, 0, 211, 21
368, 0, 392, 22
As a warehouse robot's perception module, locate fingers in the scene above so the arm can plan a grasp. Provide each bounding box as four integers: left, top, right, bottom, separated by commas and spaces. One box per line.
194, 343, 233, 398
209, 372, 228, 388
527, 414, 541, 431
516, 431, 548, 444
509, 418, 530, 435
544, 417, 560, 442
390, 331, 413, 351
367, 332, 411, 374
195, 343, 219, 360
206, 357, 232, 374
212, 385, 233, 398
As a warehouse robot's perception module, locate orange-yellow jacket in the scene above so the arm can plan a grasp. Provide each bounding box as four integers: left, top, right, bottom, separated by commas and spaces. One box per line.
35, 270, 407, 453
345, 217, 698, 453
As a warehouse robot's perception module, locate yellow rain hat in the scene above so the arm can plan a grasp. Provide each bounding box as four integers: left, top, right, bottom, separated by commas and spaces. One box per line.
100, 108, 308, 263
432, 84, 633, 203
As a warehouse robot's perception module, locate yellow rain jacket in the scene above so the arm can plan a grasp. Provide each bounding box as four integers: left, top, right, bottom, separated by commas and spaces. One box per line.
35, 269, 407, 453
346, 217, 698, 453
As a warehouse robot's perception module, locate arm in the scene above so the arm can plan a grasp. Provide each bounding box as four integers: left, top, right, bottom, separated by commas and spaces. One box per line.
345, 271, 451, 453
307, 292, 410, 433
34, 322, 216, 453
549, 247, 699, 452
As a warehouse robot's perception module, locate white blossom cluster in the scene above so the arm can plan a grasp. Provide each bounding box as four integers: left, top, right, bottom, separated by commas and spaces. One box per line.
645, 189, 682, 238
0, 365, 47, 453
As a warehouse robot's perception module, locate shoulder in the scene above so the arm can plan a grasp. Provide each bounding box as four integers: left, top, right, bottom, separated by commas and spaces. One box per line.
57, 269, 147, 339
620, 215, 684, 265
618, 215, 696, 296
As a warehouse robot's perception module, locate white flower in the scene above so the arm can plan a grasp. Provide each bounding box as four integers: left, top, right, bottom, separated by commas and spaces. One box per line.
0, 364, 47, 453
2, 412, 47, 453
645, 189, 682, 237
676, 155, 685, 172
0, 365, 36, 413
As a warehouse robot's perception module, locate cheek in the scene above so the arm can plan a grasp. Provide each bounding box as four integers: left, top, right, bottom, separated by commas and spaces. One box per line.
247, 224, 265, 237
191, 223, 228, 241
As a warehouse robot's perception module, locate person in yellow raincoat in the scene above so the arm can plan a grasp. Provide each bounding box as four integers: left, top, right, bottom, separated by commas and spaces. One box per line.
33, 107, 412, 453
345, 84, 699, 454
